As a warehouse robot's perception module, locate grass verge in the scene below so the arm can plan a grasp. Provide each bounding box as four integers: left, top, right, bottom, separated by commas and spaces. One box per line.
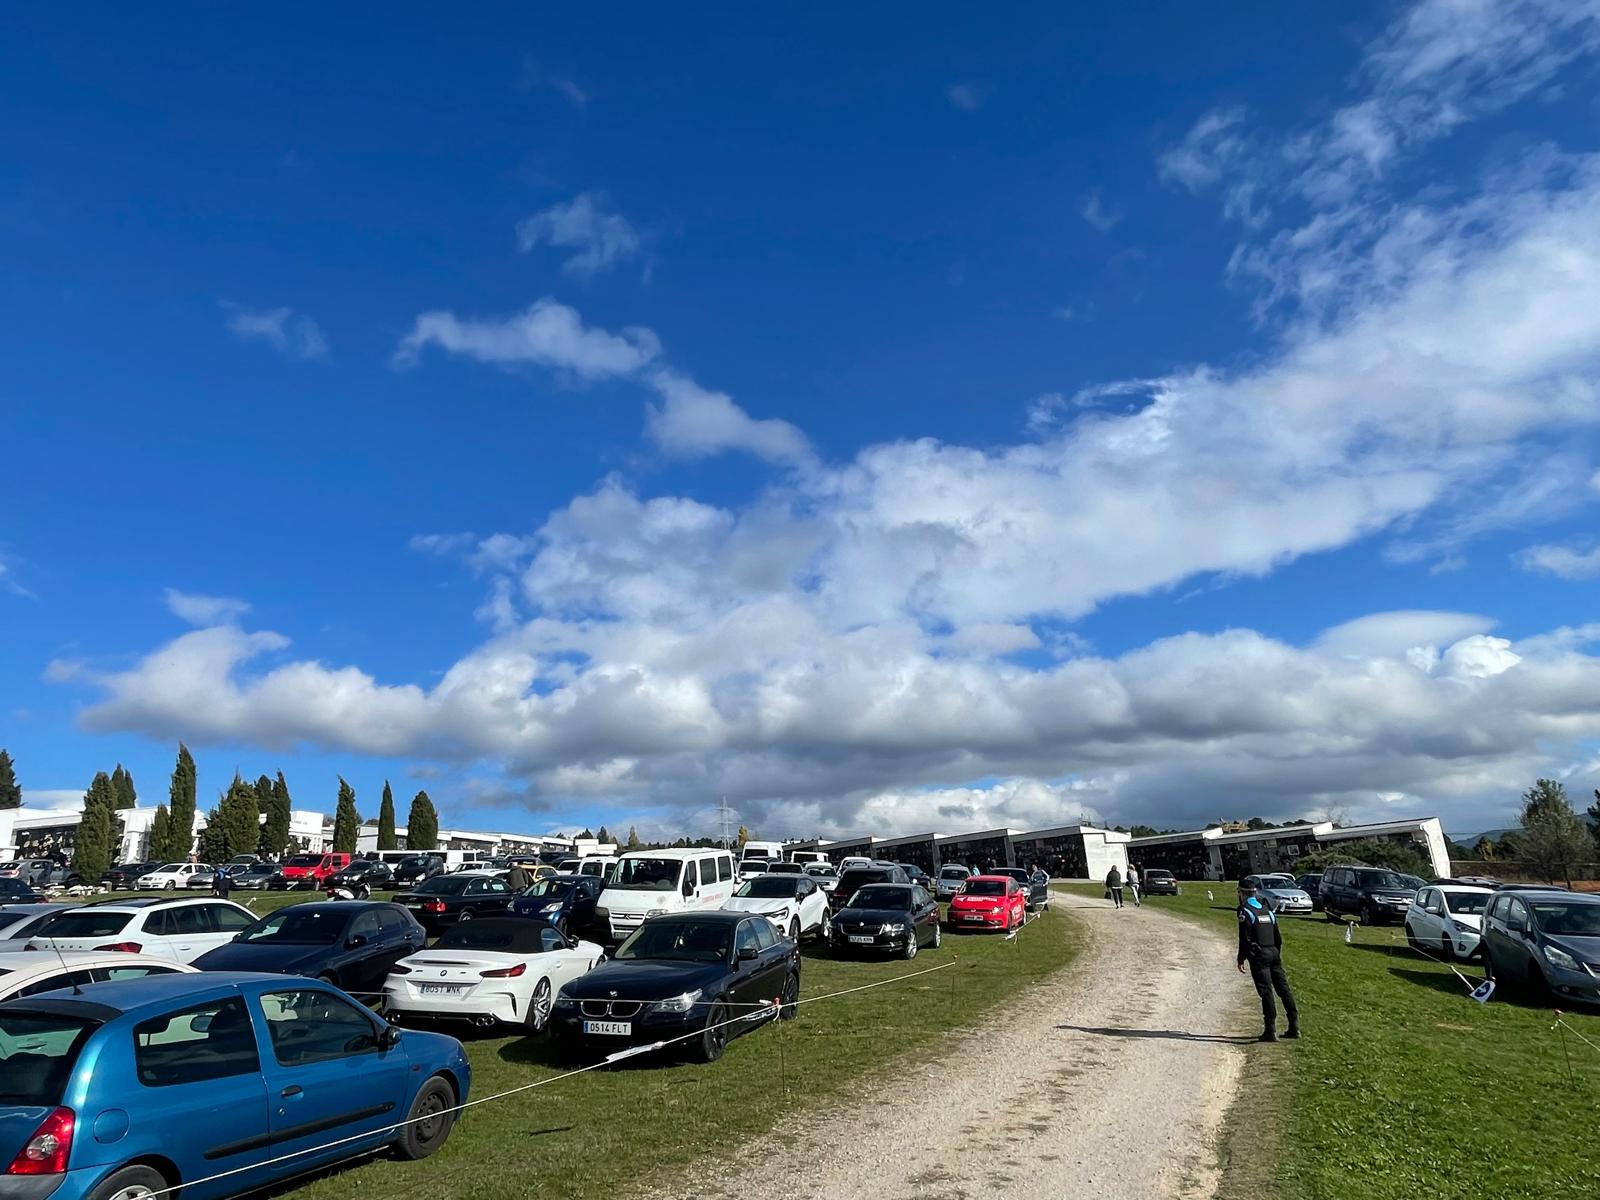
1059, 883, 1600, 1200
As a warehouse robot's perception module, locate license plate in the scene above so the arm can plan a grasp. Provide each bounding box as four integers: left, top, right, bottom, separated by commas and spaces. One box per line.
418, 984, 465, 996
962, 915, 984, 921
847, 934, 875, 944
583, 1020, 632, 1036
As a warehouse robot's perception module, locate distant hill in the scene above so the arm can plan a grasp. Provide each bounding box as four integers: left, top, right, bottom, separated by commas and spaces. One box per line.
1452, 816, 1600, 847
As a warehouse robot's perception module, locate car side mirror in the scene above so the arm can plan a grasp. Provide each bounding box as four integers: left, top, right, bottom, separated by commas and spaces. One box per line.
737, 945, 759, 962
682, 880, 695, 898
379, 1024, 401, 1049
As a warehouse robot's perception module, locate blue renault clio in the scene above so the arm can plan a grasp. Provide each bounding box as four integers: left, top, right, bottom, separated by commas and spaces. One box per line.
0, 971, 471, 1200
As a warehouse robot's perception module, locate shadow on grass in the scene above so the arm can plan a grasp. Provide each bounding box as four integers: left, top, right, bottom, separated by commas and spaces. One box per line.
1055, 1023, 1258, 1045
1388, 966, 1483, 1000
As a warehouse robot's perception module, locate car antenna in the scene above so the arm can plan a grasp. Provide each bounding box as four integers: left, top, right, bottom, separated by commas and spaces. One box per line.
43, 928, 83, 996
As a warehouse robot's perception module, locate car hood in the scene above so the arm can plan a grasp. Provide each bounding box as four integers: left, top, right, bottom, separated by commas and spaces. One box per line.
511, 894, 567, 912
835, 906, 914, 924
1263, 888, 1311, 901
1365, 889, 1416, 901
1546, 934, 1600, 961
193, 941, 331, 973
722, 897, 793, 915
560, 958, 726, 1000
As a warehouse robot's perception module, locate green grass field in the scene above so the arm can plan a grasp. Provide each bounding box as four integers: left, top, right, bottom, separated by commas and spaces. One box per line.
91, 888, 1077, 1199
1059, 883, 1600, 1200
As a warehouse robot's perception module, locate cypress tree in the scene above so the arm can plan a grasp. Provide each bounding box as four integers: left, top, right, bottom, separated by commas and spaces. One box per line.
626, 825, 642, 850
218, 776, 260, 859
261, 772, 292, 858
406, 791, 439, 851
595, 825, 612, 846
332, 777, 360, 854
166, 744, 198, 861
196, 806, 227, 864
0, 749, 21, 809
377, 781, 398, 851
73, 772, 117, 882
110, 763, 137, 809
149, 805, 171, 864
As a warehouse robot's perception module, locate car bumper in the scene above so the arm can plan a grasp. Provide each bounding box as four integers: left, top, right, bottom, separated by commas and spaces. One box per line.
831, 928, 916, 952
1275, 900, 1313, 914
948, 909, 1010, 929
1545, 962, 1600, 1002
386, 983, 524, 1025
1145, 884, 1179, 895
550, 1004, 719, 1056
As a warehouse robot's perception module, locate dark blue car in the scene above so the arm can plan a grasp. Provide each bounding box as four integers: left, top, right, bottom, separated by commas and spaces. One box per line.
509, 873, 605, 940
0, 971, 470, 1199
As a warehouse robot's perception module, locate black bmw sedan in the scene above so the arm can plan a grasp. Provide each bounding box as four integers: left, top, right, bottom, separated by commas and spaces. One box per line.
550, 911, 799, 1064
830, 883, 941, 958
192, 900, 425, 998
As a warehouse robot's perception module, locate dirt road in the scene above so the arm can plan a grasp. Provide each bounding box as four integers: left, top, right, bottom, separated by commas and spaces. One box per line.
691, 893, 1253, 1200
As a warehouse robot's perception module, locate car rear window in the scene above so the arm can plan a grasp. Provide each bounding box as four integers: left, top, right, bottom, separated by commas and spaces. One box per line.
33, 911, 133, 938
0, 1011, 99, 1105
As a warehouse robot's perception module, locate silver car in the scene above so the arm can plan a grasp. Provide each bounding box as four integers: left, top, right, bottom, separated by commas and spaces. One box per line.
1246, 873, 1315, 914
935, 864, 975, 901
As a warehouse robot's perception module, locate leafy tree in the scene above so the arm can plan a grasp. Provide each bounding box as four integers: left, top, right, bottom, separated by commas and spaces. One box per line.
1472, 836, 1497, 861
109, 764, 137, 810
1588, 789, 1600, 843
407, 791, 439, 851
149, 805, 170, 863
1245, 817, 1272, 831
0, 749, 19, 809
215, 776, 260, 860
595, 825, 612, 846
1292, 839, 1432, 878
260, 772, 292, 858
1520, 779, 1590, 887
73, 772, 117, 881
626, 825, 642, 850
166, 744, 198, 862
196, 808, 226, 864
332, 778, 360, 855
736, 825, 750, 849
1496, 831, 1523, 859
1128, 824, 1160, 839
378, 781, 398, 850
578, 828, 595, 840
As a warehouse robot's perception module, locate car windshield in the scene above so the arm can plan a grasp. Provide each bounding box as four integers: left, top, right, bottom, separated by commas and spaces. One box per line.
736, 877, 801, 898
837, 869, 891, 892
1444, 892, 1490, 915
243, 907, 347, 944
609, 858, 683, 890
155, 864, 186, 873
0, 1011, 99, 1104
524, 879, 575, 900
615, 919, 731, 963
1532, 901, 1600, 936
285, 855, 322, 868
397, 856, 435, 871
960, 880, 1007, 896
1356, 871, 1408, 889
31, 910, 132, 938
847, 885, 912, 910
415, 876, 469, 896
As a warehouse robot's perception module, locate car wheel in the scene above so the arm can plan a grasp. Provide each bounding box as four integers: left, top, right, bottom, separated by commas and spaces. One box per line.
1440, 935, 1454, 962
819, 910, 832, 941
166, 880, 177, 891
458, 911, 473, 923
1527, 958, 1552, 1003
931, 921, 941, 949
789, 917, 802, 942
394, 1074, 457, 1160
1325, 906, 1340, 923
526, 978, 553, 1034
84, 1164, 170, 1200
779, 972, 799, 1020
696, 1001, 729, 1062
1360, 901, 1374, 926
1404, 922, 1420, 950
903, 929, 919, 960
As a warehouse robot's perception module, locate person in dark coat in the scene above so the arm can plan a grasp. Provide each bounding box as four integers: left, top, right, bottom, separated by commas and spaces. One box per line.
506, 862, 533, 892
1237, 879, 1300, 1041
1105, 865, 1124, 908
211, 865, 231, 899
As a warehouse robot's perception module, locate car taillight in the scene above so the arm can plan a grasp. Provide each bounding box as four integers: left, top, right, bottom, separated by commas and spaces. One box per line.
389, 964, 412, 975
6, 1107, 74, 1175
94, 942, 142, 953
423, 900, 447, 913
480, 963, 526, 978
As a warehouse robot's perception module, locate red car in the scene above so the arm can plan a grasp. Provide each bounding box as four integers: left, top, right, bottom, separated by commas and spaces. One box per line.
947, 875, 1026, 932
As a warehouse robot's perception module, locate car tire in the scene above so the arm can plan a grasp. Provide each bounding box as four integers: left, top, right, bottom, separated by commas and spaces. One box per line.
1527, 958, 1552, 1003
1360, 901, 1374, 926
1440, 935, 1454, 962
1325, 906, 1340, 923
527, 978, 553, 1034
696, 1001, 729, 1063
931, 921, 941, 949
780, 972, 799, 1020
903, 929, 919, 960
1405, 923, 1420, 950
818, 910, 832, 941
789, 917, 802, 943
394, 1074, 457, 1160
458, 911, 473, 923
83, 1163, 170, 1200
166, 880, 177, 891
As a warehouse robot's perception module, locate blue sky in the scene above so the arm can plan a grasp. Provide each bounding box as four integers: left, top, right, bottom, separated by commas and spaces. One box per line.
3, 1, 1599, 841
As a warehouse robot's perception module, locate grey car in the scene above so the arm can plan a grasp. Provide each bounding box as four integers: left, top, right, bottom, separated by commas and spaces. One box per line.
1482, 887, 1600, 1006
934, 864, 974, 901
1242, 873, 1314, 915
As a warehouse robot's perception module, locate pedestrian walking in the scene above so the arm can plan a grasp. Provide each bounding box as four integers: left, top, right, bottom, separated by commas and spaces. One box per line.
211, 865, 231, 900
1127, 864, 1142, 907
1237, 879, 1301, 1042
1106, 865, 1124, 908
506, 861, 533, 892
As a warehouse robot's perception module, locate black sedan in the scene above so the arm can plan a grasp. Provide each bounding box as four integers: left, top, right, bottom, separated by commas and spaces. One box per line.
391, 853, 447, 888
830, 883, 942, 958
193, 901, 424, 999
329, 859, 396, 896
394, 873, 514, 933
0, 878, 43, 904
101, 861, 160, 890
509, 873, 606, 939
828, 865, 908, 912
551, 911, 798, 1064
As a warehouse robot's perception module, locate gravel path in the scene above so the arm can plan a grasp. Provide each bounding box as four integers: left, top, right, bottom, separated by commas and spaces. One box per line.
684, 893, 1253, 1200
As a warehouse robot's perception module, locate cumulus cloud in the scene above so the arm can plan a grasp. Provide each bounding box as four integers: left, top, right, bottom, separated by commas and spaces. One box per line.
409, 532, 477, 556
515, 193, 642, 279
945, 81, 991, 112
644, 370, 814, 466
1517, 542, 1600, 579
163, 589, 251, 627
223, 305, 328, 360
393, 299, 660, 380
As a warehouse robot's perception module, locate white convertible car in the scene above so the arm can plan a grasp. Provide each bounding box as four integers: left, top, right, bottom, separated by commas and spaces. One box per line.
722, 873, 832, 942
383, 916, 604, 1033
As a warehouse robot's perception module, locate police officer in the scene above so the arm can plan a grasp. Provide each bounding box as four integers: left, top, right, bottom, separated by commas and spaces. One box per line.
1236, 879, 1300, 1042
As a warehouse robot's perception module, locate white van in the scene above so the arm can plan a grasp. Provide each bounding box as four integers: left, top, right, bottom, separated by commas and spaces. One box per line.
741, 840, 785, 865
597, 847, 737, 941
788, 850, 830, 866
556, 855, 615, 880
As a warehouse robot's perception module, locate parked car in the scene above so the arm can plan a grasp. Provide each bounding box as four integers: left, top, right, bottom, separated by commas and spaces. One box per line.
595, 848, 738, 942
0, 878, 45, 904
550, 911, 799, 1063
327, 858, 396, 897
0, 859, 58, 887
24, 896, 256, 963
896, 864, 933, 890
1405, 883, 1494, 960
831, 883, 942, 957
274, 851, 352, 889
554, 856, 615, 880
1481, 887, 1600, 1004
829, 865, 909, 913
101, 861, 159, 890
737, 857, 773, 880
225, 853, 261, 867
0, 903, 75, 950
837, 856, 875, 873
184, 867, 238, 889
723, 873, 832, 942
761, 861, 807, 876
0, 949, 197, 1001
1319, 865, 1417, 924
0, 971, 470, 1198
803, 864, 840, 893
38, 865, 85, 889
1142, 869, 1180, 897
136, 862, 214, 891
1242, 874, 1314, 915
386, 916, 605, 1033
193, 900, 425, 998
394, 873, 515, 934
947, 876, 1026, 933
509, 874, 607, 940
227, 863, 279, 890
934, 863, 975, 901
1293, 873, 1323, 909
391, 853, 448, 888
989, 867, 1047, 911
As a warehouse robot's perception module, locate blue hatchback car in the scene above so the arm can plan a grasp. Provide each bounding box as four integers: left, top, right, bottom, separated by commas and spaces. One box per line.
0, 972, 471, 1200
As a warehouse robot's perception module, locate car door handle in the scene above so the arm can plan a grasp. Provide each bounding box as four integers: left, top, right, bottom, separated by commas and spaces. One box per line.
281, 1085, 303, 1098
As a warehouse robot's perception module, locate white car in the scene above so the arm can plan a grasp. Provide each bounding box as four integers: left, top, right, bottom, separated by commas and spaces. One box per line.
804, 864, 840, 893
722, 873, 832, 942
1406, 883, 1494, 960
0, 903, 76, 951
384, 916, 604, 1033
0, 950, 198, 1001
136, 862, 214, 890
838, 856, 874, 873
25, 896, 256, 963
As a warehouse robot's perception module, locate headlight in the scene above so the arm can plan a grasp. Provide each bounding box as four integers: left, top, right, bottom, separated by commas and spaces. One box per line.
553, 992, 578, 1010
647, 988, 703, 1014
644, 908, 668, 918
880, 923, 906, 934
1451, 920, 1475, 934
1545, 945, 1580, 972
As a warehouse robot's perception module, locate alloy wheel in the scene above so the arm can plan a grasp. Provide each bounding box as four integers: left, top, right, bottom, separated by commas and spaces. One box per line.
529, 978, 553, 1032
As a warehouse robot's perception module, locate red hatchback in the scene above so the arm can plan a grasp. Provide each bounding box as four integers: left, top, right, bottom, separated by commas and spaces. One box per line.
947, 875, 1026, 932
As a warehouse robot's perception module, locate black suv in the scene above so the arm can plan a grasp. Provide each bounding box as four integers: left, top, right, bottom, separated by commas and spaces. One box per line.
829, 865, 909, 912
1481, 887, 1600, 1005
391, 854, 446, 887
1319, 865, 1417, 924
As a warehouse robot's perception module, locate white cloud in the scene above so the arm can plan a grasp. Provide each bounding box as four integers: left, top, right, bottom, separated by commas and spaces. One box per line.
0, 552, 34, 599
644, 370, 814, 467
1078, 190, 1123, 232
163, 588, 252, 627
393, 299, 660, 380
409, 532, 477, 556
1517, 542, 1600, 579
515, 193, 641, 279
1316, 610, 1496, 658
517, 58, 590, 108
946, 82, 991, 112
223, 305, 328, 360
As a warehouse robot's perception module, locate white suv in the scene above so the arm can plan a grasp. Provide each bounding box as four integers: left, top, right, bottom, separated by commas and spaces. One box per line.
26, 897, 256, 963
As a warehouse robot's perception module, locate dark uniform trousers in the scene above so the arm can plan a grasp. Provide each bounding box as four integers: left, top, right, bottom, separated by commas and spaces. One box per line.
1247, 946, 1297, 1028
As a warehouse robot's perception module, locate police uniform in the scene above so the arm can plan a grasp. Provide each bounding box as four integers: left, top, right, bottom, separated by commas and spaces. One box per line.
1237, 892, 1300, 1041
